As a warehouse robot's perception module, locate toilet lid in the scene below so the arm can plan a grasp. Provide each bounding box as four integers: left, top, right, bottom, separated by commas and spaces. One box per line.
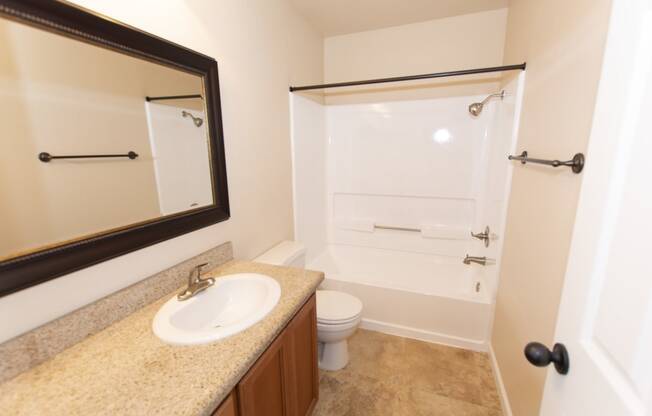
316, 290, 363, 323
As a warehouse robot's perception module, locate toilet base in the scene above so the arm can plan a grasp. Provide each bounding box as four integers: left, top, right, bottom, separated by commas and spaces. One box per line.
318, 339, 349, 371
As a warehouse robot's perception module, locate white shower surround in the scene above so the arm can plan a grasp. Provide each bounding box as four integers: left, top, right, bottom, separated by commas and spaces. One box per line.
290, 75, 524, 351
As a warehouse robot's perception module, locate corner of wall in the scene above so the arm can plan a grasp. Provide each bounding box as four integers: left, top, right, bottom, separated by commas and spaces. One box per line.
489, 342, 513, 416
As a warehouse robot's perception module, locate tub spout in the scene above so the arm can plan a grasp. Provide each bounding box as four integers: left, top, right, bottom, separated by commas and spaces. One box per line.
463, 255, 493, 266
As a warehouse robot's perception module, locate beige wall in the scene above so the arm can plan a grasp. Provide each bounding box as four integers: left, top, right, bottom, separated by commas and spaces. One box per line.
491, 0, 612, 414
323, 9, 508, 104
0, 0, 323, 343
0, 18, 205, 259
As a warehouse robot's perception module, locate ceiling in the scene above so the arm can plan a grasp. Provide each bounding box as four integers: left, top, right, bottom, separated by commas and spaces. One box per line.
290, 0, 509, 36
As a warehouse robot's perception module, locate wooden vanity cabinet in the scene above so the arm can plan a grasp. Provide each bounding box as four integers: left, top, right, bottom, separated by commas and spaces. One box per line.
283, 294, 319, 416
212, 391, 238, 416
212, 294, 318, 416
238, 324, 290, 416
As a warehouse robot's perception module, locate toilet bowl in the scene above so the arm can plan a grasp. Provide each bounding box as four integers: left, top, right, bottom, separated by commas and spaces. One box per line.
254, 241, 363, 371
315, 290, 362, 370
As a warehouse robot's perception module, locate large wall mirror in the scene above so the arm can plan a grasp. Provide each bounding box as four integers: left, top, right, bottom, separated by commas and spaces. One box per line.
0, 0, 230, 296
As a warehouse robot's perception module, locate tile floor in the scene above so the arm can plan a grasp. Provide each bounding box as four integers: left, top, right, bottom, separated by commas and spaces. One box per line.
313, 329, 502, 416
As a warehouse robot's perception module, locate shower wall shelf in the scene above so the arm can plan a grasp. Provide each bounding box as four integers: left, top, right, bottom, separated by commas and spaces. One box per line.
38, 151, 139, 162
508, 151, 585, 173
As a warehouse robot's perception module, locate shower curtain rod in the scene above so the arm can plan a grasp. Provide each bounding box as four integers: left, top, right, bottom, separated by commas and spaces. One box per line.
145, 94, 203, 102
289, 63, 526, 92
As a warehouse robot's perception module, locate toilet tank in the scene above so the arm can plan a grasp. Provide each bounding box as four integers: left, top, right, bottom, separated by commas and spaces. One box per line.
254, 241, 306, 268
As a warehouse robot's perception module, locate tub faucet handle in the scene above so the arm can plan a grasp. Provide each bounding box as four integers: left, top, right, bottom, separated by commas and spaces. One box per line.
471, 226, 492, 247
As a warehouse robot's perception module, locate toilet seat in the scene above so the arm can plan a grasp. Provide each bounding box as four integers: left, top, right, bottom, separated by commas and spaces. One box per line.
317, 315, 362, 332
316, 290, 363, 325
318, 314, 361, 326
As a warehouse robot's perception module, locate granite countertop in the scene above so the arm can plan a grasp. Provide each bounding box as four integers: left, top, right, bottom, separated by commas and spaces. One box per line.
0, 261, 323, 415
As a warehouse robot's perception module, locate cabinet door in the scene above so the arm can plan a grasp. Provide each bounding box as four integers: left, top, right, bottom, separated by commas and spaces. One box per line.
212, 391, 238, 416
237, 294, 318, 416
237, 329, 291, 416
285, 295, 318, 416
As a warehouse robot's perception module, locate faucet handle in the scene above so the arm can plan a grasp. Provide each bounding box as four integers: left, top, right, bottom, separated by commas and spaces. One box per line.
196, 263, 215, 285
195, 262, 209, 273
178, 263, 213, 301
188, 262, 209, 283
471, 226, 491, 247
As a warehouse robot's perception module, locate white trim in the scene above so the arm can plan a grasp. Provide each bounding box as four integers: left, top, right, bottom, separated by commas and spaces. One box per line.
489, 344, 513, 416
359, 318, 487, 352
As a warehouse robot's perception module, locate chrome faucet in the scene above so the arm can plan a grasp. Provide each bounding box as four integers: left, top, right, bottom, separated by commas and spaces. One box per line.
463, 255, 489, 266
178, 263, 214, 301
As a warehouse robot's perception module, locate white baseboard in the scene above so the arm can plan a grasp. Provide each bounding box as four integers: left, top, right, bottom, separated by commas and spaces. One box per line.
359, 318, 487, 352
489, 344, 513, 416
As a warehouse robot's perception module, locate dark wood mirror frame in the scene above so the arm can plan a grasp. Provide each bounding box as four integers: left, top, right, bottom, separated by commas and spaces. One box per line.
0, 0, 230, 297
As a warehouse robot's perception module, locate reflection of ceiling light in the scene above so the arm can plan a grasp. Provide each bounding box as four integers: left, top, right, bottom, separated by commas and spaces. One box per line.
433, 128, 452, 144
371, 103, 389, 113
371, 104, 391, 118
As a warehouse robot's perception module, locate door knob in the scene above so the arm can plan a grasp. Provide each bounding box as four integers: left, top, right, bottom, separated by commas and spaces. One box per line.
524, 342, 569, 375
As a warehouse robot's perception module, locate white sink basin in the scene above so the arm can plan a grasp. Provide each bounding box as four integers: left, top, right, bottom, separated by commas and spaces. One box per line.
153, 273, 281, 345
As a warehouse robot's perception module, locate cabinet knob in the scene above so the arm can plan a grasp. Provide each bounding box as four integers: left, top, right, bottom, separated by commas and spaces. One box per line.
524, 342, 569, 375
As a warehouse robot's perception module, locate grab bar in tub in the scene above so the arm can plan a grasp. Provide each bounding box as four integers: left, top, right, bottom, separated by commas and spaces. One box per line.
374, 224, 420, 232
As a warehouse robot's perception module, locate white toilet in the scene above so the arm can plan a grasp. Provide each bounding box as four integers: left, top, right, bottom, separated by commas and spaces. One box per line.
254, 241, 363, 371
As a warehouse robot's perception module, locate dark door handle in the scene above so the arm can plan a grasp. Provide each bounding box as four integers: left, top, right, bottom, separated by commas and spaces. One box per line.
524, 342, 569, 375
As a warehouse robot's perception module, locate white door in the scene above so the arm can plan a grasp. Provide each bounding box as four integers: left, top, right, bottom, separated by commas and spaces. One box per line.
539, 0, 652, 415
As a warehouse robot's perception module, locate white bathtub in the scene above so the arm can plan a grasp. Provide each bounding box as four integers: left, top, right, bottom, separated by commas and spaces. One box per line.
307, 244, 493, 351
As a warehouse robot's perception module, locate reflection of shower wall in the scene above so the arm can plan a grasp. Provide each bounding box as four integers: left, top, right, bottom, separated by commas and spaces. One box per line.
145, 103, 213, 215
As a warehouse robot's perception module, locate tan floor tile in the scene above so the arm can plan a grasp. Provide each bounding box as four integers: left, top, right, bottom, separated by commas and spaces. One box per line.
314, 329, 502, 415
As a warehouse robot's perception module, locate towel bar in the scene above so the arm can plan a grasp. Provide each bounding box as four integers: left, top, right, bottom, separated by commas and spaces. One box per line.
508, 151, 584, 173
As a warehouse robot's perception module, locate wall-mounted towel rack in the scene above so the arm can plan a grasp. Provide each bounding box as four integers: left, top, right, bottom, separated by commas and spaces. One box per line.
38, 151, 138, 162
508, 151, 585, 174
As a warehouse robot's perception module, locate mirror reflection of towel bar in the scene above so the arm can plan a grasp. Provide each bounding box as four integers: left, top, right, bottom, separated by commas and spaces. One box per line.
38, 151, 138, 162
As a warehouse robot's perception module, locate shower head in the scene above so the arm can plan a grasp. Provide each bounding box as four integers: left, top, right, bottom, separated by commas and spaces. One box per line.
468, 90, 505, 116
468, 102, 484, 117
182, 110, 204, 127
